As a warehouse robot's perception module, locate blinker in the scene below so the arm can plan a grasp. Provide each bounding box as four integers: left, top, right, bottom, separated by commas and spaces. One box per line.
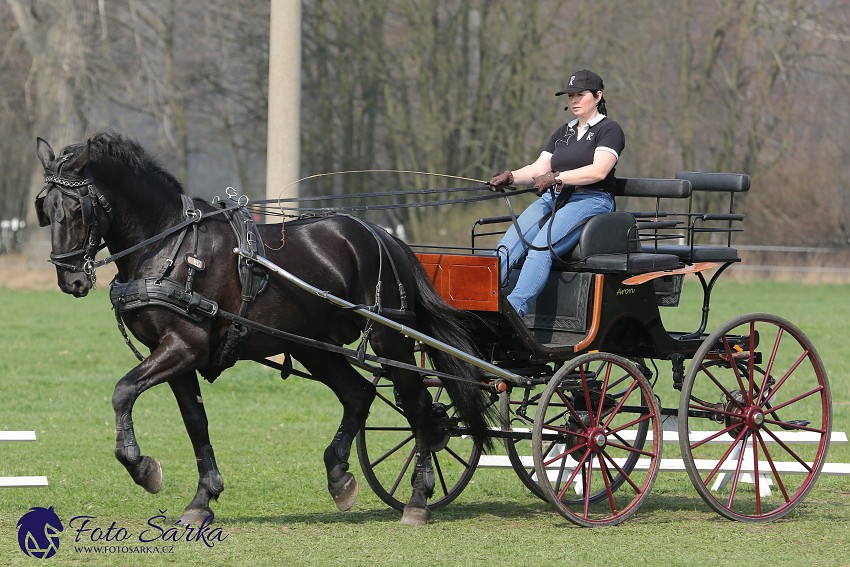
35, 195, 50, 227
80, 194, 95, 226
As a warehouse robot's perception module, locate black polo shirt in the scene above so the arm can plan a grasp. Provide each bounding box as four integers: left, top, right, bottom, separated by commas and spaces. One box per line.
542, 115, 625, 194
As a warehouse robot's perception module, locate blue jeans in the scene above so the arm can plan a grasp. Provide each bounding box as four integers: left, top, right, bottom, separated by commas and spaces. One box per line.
497, 190, 615, 316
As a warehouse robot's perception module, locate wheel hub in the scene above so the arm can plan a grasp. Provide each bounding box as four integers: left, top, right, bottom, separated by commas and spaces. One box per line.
428, 402, 451, 451
745, 407, 765, 429
588, 428, 607, 452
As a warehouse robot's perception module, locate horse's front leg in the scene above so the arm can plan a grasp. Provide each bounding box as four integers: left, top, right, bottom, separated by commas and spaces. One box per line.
169, 375, 224, 526
112, 339, 203, 496
113, 367, 163, 494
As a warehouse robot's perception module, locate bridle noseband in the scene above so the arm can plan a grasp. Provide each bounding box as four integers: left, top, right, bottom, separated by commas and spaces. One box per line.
36, 166, 112, 286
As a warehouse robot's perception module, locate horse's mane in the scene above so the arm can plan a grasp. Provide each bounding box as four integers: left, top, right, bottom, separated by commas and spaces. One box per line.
82, 129, 185, 196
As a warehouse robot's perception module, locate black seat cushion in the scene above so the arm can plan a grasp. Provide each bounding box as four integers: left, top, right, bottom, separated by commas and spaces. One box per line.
650, 244, 740, 262
576, 252, 681, 274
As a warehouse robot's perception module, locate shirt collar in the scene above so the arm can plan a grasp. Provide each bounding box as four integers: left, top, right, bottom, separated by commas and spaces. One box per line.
568, 113, 607, 130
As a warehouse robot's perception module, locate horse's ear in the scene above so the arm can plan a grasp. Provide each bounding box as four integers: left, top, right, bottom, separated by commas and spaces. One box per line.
36, 137, 54, 170
65, 138, 91, 176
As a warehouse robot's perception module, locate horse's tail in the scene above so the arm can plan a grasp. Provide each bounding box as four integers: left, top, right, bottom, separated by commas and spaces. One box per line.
400, 245, 496, 451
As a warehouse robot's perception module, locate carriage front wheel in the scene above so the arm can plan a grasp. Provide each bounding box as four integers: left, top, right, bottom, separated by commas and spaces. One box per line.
355, 374, 481, 512
678, 313, 831, 522
531, 352, 662, 527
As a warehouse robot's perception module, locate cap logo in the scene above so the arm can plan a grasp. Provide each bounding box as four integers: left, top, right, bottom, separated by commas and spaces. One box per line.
569, 75, 576, 86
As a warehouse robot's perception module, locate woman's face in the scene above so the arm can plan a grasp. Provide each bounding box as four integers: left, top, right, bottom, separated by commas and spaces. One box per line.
567, 90, 601, 120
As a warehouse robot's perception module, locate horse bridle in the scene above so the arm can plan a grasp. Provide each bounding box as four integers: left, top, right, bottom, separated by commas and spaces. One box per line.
35, 157, 112, 285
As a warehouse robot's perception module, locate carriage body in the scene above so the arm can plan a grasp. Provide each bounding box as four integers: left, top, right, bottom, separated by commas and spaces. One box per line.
357, 171, 832, 526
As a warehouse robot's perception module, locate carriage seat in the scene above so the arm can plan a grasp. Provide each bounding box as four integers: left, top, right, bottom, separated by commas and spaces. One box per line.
641, 172, 750, 264
553, 211, 681, 274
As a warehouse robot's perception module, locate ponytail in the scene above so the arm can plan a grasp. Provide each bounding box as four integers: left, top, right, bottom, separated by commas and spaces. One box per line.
597, 94, 608, 116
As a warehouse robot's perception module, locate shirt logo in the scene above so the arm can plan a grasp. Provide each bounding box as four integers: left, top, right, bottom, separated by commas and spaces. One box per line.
586, 132, 595, 142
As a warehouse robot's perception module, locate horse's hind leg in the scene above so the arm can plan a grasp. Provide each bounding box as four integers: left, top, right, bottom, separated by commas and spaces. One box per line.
389, 368, 435, 526
169, 375, 224, 526
294, 350, 376, 512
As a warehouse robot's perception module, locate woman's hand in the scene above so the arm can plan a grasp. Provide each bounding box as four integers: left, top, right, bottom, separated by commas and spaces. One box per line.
488, 170, 514, 191
532, 171, 562, 194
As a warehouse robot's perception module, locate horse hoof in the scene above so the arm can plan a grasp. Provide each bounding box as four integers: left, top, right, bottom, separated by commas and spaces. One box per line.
331, 474, 359, 512
141, 458, 162, 494
176, 507, 214, 526
400, 506, 431, 526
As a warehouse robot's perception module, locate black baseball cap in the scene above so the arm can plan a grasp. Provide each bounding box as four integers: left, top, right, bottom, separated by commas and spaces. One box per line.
555, 69, 604, 96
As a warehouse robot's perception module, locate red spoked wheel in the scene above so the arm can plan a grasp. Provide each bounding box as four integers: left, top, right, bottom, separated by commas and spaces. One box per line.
531, 352, 662, 527
678, 313, 831, 522
355, 374, 481, 511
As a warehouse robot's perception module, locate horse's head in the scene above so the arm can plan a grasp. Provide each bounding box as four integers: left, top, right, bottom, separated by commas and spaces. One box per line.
35, 137, 113, 297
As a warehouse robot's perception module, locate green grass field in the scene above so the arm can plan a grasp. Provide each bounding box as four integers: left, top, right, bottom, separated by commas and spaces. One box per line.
0, 280, 848, 566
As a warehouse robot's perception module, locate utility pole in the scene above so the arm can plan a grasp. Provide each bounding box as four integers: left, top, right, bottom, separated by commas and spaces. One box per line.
266, 0, 301, 209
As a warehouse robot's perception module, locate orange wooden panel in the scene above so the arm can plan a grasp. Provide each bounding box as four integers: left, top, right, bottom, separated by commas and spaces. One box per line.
416, 253, 500, 312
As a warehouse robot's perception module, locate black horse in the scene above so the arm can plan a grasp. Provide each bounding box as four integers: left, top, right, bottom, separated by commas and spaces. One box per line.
35, 130, 492, 526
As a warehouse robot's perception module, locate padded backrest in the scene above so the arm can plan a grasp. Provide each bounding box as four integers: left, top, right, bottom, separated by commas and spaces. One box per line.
571, 212, 639, 261
615, 177, 692, 199
675, 172, 750, 193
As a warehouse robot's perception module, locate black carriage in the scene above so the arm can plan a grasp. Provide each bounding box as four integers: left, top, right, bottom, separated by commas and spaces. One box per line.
355, 172, 831, 526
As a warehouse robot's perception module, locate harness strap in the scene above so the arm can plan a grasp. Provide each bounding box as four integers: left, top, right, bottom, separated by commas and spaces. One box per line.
93, 201, 240, 270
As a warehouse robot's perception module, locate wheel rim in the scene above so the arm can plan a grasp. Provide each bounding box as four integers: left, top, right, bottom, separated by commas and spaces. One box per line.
679, 313, 831, 522
532, 353, 662, 527
356, 375, 481, 511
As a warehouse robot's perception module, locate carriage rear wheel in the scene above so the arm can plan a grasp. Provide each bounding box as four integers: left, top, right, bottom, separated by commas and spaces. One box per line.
678, 313, 831, 522
356, 374, 481, 512
531, 352, 662, 527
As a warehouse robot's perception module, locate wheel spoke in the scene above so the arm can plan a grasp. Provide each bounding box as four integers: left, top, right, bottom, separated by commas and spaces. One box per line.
597, 455, 618, 515
761, 385, 824, 415
432, 451, 449, 497
442, 443, 473, 468
601, 379, 639, 430
756, 431, 791, 502
580, 365, 597, 429
699, 365, 747, 412
759, 426, 815, 472
688, 421, 744, 450
601, 449, 644, 493
369, 434, 415, 468
725, 432, 750, 510
758, 348, 810, 404
756, 326, 783, 405
703, 427, 748, 486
